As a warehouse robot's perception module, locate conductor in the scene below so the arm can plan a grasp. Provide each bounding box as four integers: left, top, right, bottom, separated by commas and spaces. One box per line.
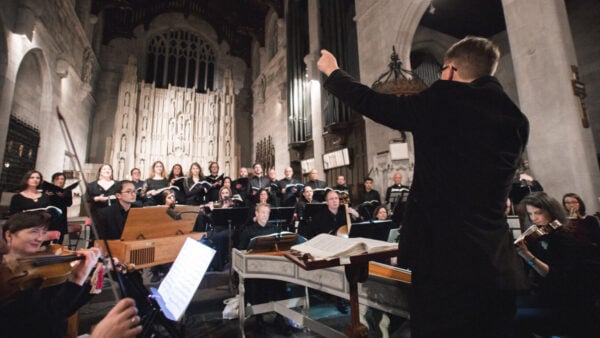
317, 36, 530, 338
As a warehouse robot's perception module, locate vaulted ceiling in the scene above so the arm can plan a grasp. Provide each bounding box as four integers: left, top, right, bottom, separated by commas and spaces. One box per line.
93, 0, 506, 66
91, 0, 283, 64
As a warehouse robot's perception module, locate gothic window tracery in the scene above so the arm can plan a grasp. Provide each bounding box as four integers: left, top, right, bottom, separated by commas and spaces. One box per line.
145, 30, 215, 93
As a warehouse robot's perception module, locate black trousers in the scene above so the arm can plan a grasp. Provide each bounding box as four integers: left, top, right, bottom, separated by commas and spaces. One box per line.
410, 278, 516, 338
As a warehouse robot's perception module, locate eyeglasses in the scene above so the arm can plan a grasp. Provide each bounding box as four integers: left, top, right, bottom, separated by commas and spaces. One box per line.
120, 190, 137, 194
440, 65, 457, 73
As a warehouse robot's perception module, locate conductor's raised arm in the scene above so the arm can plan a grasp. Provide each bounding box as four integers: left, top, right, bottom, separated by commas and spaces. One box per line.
317, 49, 340, 76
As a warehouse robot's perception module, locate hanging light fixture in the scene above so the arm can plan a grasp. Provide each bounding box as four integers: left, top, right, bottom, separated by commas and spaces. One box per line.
371, 46, 427, 96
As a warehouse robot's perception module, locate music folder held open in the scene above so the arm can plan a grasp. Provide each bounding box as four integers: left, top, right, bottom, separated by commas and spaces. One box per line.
150, 238, 215, 321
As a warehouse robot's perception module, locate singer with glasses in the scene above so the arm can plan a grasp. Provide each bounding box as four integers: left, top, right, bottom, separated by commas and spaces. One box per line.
97, 180, 137, 240
514, 191, 600, 337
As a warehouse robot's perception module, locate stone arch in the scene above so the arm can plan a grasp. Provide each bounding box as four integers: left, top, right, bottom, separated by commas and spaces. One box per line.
11, 50, 47, 128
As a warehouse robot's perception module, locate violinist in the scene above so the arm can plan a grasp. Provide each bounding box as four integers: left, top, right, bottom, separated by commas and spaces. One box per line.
514, 192, 599, 337
1, 210, 102, 338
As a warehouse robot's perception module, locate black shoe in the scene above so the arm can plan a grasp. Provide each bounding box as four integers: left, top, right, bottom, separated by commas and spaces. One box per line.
336, 298, 349, 314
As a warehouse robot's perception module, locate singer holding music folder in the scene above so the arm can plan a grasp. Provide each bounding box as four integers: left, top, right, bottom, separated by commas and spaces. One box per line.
318, 36, 529, 338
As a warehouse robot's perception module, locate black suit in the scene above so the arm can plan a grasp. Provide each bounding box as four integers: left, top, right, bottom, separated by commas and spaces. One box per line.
325, 70, 529, 337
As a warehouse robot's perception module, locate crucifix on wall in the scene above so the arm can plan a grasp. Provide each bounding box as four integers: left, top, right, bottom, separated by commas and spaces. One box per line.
571, 65, 589, 128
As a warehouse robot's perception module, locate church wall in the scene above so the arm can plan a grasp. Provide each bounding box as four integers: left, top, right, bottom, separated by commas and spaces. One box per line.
90, 13, 248, 179
252, 50, 288, 171
567, 0, 600, 164
352, 0, 430, 194
0, 0, 96, 185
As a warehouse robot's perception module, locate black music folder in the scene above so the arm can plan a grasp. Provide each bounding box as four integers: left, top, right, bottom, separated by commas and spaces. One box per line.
349, 220, 395, 242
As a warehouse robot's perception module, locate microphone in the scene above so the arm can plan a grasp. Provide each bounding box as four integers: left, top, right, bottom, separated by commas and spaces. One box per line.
166, 207, 182, 220
166, 207, 200, 220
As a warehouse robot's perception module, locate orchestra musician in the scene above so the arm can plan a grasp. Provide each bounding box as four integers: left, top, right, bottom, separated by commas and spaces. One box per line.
96, 180, 136, 240
306, 190, 359, 240
514, 191, 599, 337
141, 161, 169, 206
1, 210, 102, 338
237, 202, 293, 334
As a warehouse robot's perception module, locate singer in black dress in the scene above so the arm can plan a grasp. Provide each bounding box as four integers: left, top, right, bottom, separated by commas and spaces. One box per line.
9, 170, 50, 215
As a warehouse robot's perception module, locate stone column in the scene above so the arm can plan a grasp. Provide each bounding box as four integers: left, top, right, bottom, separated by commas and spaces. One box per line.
502, 0, 600, 210
306, 0, 324, 176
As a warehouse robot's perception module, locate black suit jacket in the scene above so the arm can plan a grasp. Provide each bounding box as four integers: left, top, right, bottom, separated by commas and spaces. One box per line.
325, 70, 529, 289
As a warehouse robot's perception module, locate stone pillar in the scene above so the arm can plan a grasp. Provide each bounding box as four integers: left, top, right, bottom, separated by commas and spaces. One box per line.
306, 0, 324, 176
502, 0, 600, 210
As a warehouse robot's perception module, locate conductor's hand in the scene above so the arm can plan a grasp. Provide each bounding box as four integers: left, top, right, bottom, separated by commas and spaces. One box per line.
90, 298, 142, 338
317, 49, 339, 76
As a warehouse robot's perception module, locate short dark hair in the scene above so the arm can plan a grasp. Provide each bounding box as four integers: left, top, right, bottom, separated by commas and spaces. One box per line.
444, 36, 500, 80
520, 192, 568, 228
51, 172, 65, 182
3, 210, 51, 237
364, 177, 373, 183
562, 192, 586, 215
115, 180, 134, 193
130, 167, 141, 175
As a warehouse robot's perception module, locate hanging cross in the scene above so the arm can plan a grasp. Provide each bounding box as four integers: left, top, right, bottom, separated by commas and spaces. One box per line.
571, 65, 589, 128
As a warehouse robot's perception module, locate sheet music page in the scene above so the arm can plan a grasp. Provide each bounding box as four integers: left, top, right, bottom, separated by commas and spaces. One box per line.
157, 238, 216, 321
290, 234, 397, 260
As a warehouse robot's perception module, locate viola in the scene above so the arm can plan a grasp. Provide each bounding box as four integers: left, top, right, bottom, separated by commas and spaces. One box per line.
0, 245, 85, 303
515, 220, 563, 246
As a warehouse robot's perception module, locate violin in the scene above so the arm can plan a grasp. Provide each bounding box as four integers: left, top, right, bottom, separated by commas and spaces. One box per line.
0, 245, 85, 303
515, 220, 562, 246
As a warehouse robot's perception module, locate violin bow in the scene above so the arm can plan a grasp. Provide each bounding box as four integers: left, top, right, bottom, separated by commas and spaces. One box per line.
56, 107, 126, 302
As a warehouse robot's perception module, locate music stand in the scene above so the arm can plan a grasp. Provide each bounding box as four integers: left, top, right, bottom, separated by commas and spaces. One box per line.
299, 203, 327, 237
349, 220, 395, 242
268, 207, 295, 232
210, 207, 249, 290
247, 232, 299, 253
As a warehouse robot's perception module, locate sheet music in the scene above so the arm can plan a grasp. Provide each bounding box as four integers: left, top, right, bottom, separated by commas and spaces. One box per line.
156, 238, 216, 321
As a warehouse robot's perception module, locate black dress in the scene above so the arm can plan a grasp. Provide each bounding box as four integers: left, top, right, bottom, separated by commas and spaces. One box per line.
9, 193, 50, 214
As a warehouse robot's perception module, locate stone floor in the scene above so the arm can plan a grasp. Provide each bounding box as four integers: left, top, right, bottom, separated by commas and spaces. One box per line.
77, 269, 366, 338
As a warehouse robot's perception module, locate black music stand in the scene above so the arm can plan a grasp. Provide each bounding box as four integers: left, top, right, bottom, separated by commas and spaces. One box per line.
268, 207, 295, 232
210, 207, 249, 290
349, 220, 395, 242
299, 203, 327, 238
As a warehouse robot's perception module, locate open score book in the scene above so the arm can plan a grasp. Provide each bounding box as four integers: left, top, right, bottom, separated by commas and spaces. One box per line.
289, 233, 397, 261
